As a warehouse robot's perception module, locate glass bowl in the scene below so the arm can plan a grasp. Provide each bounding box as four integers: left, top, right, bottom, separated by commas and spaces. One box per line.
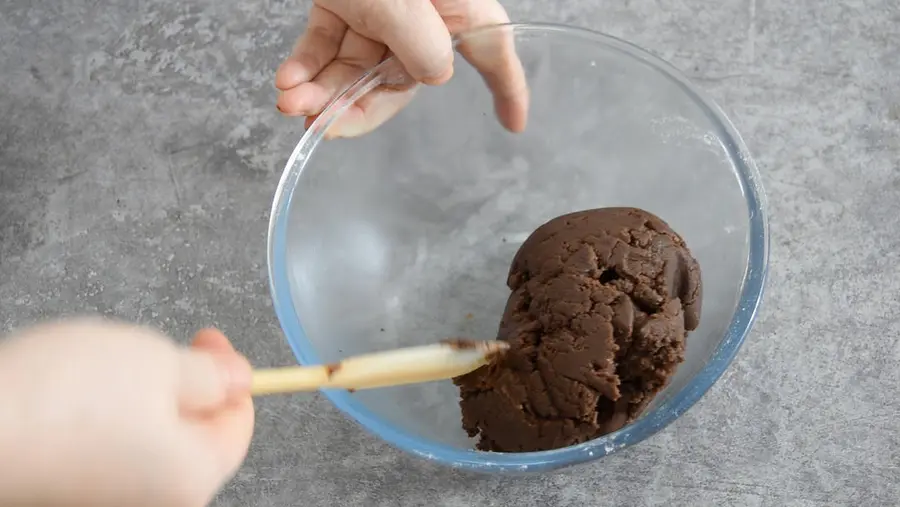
267, 23, 768, 473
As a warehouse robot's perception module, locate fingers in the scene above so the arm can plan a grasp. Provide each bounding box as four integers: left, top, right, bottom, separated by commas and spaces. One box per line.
177, 329, 253, 414
275, 5, 347, 91
319, 86, 418, 139
459, 30, 529, 133
300, 55, 418, 139
317, 0, 454, 84
187, 329, 255, 481
192, 395, 255, 483
277, 0, 529, 136
278, 30, 387, 116
451, 0, 530, 132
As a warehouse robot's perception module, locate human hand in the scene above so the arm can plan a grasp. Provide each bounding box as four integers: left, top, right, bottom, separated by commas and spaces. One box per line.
275, 0, 529, 139
0, 319, 254, 507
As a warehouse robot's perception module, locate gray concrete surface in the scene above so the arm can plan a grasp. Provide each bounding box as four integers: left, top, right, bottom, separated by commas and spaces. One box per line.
1, 0, 899, 505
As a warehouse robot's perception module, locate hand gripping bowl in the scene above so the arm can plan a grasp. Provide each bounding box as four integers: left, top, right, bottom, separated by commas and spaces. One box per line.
267, 23, 768, 473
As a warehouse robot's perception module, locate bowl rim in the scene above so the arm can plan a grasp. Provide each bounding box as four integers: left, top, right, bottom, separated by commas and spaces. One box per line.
267, 22, 770, 473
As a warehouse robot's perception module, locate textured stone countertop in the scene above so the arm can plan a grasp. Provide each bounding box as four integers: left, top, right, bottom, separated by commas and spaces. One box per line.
2, 0, 899, 505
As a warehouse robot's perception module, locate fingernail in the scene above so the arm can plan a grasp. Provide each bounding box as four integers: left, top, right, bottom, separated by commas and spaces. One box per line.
421, 65, 454, 86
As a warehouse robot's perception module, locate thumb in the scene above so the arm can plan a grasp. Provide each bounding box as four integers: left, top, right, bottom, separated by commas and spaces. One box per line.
177, 347, 252, 414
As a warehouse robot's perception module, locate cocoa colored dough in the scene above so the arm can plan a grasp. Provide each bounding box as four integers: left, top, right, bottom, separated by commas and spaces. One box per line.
454, 207, 702, 452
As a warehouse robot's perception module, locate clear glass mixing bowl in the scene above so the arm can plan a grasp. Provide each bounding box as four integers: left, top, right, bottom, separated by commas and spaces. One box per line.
268, 23, 768, 473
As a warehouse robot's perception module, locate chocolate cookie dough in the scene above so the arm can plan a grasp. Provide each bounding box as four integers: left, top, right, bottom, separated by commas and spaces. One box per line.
454, 207, 702, 452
